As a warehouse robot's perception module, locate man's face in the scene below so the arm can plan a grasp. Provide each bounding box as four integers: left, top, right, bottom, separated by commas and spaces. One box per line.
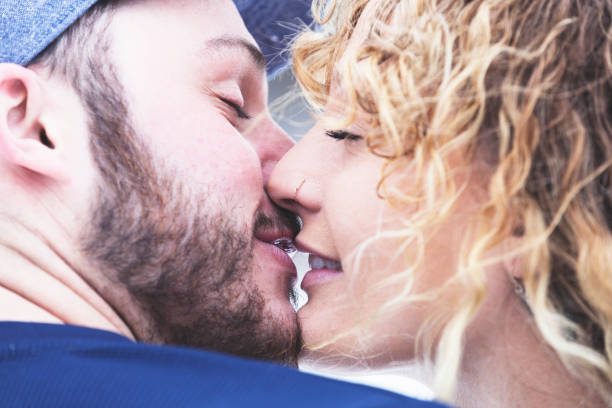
80, 0, 300, 363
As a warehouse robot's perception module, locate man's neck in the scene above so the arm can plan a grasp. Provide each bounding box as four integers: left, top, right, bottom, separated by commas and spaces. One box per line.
0, 221, 134, 339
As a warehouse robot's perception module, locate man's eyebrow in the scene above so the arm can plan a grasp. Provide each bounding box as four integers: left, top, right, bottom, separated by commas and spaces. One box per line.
205, 37, 266, 72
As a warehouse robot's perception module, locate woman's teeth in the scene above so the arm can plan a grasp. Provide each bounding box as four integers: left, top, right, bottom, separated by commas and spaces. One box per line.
309, 255, 342, 271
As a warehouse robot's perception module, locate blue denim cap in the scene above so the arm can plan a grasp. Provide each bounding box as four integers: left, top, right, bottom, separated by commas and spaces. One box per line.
0, 0, 312, 76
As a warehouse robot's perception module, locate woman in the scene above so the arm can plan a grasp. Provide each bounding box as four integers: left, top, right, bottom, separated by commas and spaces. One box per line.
268, 0, 612, 406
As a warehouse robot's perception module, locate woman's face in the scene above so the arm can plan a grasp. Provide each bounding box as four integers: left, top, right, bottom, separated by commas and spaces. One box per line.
268, 101, 484, 367
268, 2, 497, 368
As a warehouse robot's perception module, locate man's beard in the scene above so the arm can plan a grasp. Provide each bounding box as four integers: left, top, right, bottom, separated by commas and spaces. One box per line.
78, 65, 300, 365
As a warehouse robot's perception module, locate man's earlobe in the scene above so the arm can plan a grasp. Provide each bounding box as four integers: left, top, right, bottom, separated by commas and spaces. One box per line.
0, 63, 67, 181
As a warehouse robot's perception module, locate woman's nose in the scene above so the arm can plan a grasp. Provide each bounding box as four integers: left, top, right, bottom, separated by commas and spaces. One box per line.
267, 133, 322, 214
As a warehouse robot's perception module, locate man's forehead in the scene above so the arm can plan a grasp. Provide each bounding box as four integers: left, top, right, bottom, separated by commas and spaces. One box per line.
115, 0, 262, 78
108, 0, 251, 56
1, 0, 312, 77
103, 1, 268, 88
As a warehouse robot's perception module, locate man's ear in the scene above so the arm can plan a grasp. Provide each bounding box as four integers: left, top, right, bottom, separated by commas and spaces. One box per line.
0, 63, 67, 181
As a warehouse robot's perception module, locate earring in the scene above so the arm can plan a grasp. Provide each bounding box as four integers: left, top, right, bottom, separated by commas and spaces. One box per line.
511, 276, 526, 300
294, 178, 306, 200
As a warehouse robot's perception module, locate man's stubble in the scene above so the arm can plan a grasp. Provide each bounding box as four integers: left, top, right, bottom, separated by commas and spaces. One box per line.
78, 59, 300, 366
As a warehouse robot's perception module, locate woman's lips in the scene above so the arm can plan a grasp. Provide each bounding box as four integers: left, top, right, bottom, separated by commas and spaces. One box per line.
301, 253, 343, 291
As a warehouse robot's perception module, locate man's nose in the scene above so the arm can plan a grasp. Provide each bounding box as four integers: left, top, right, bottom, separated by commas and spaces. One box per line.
254, 118, 294, 183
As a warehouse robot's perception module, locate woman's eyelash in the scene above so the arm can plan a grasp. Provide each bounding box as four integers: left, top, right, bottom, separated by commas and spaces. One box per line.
219, 97, 251, 120
325, 130, 362, 141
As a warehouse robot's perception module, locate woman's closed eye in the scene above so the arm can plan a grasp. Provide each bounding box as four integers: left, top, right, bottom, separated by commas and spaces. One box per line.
325, 129, 362, 141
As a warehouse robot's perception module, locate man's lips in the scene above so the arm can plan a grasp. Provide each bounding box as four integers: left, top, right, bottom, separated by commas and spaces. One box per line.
254, 227, 297, 278
254, 228, 295, 244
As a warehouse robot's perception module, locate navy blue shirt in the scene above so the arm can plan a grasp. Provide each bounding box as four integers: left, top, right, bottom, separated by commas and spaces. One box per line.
0, 322, 447, 407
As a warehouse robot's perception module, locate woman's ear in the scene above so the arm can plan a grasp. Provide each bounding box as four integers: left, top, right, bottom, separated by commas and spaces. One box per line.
500, 230, 525, 280
0, 63, 68, 181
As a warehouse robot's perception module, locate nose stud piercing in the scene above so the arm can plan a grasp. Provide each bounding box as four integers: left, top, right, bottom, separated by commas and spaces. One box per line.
294, 179, 306, 200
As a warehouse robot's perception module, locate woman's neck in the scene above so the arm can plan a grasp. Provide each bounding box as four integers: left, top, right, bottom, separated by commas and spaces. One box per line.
455, 297, 604, 408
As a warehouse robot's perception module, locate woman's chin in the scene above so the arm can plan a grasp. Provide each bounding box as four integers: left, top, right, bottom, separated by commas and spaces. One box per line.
297, 302, 362, 368
297, 294, 425, 371
297, 306, 401, 371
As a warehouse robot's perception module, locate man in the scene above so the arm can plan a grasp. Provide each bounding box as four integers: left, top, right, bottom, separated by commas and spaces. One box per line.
0, 0, 447, 407
1, 0, 301, 364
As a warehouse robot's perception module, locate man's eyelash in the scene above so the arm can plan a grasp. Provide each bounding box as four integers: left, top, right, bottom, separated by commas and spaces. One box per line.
325, 130, 362, 141
219, 97, 251, 120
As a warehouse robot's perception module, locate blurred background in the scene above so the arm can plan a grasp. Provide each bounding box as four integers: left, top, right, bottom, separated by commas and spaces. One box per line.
267, 71, 434, 401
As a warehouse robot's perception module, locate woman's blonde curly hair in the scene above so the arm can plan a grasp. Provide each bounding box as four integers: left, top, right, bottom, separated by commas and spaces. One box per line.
293, 0, 612, 403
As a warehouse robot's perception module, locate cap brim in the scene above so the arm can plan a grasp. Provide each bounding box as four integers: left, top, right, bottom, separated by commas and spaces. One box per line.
1, 0, 99, 65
